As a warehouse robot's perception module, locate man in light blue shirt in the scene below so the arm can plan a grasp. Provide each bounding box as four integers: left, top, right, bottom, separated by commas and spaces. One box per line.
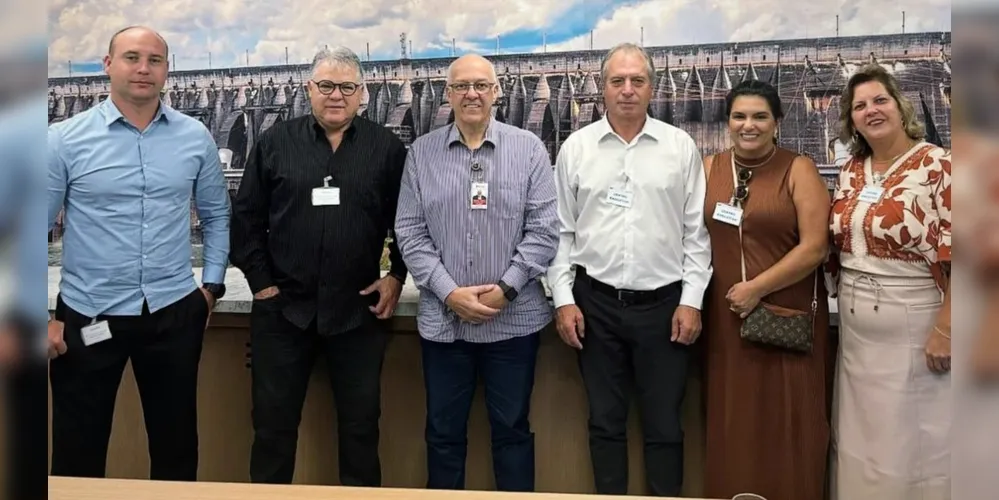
46, 26, 230, 481
0, 42, 49, 500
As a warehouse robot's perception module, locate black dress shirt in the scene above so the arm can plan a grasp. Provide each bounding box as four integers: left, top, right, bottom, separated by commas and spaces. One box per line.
230, 114, 408, 335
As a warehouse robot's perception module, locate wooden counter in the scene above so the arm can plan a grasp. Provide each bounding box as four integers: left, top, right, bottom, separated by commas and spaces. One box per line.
46, 311, 709, 496
46, 267, 833, 496
48, 476, 724, 499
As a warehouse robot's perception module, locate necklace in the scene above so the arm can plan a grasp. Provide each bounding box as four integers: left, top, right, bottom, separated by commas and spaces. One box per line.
870, 142, 914, 186
733, 146, 777, 168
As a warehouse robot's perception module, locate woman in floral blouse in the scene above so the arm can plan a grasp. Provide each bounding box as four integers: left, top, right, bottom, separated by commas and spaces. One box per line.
828, 63, 951, 500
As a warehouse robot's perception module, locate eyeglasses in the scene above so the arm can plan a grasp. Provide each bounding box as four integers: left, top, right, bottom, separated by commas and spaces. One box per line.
733, 167, 752, 205
449, 81, 495, 94
312, 80, 359, 96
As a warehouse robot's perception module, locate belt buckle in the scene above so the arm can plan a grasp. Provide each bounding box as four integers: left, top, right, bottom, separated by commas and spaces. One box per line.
617, 289, 635, 303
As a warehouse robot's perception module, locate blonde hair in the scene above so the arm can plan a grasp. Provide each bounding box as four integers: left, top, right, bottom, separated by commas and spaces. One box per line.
838, 64, 925, 158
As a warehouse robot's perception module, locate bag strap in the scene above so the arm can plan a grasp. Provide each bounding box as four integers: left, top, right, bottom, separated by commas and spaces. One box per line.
730, 152, 818, 318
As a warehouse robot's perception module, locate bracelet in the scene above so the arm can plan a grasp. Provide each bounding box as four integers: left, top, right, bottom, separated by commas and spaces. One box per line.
934, 326, 951, 339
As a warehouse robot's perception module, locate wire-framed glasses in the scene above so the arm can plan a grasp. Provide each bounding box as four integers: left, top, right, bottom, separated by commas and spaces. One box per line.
449, 81, 495, 94
312, 80, 359, 96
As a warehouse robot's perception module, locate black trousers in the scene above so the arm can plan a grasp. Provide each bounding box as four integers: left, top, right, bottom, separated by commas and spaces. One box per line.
4, 313, 48, 500
248, 298, 387, 486
49, 288, 210, 480
574, 272, 689, 497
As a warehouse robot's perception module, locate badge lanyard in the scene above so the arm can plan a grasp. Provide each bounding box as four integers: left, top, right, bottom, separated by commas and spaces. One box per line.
469, 159, 488, 210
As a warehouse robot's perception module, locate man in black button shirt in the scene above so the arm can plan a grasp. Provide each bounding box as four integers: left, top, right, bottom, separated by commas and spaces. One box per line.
230, 46, 408, 486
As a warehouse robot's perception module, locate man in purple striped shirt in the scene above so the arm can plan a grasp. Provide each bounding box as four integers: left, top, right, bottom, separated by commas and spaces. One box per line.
394, 53, 559, 492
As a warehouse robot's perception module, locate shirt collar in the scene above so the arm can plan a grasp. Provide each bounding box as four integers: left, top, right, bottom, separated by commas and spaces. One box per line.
101, 96, 171, 127
309, 113, 358, 141
446, 117, 498, 149
597, 113, 661, 143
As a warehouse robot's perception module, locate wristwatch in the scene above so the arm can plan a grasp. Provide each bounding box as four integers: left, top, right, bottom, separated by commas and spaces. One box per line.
498, 280, 518, 302
203, 283, 226, 301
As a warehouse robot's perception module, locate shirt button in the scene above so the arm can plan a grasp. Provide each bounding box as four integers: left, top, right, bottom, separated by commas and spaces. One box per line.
142, 255, 147, 259
143, 224, 149, 228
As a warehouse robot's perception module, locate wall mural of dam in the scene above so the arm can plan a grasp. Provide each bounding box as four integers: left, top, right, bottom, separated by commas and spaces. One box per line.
47, 31, 951, 246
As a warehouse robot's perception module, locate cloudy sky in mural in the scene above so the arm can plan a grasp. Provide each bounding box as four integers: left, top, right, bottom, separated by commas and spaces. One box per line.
48, 0, 951, 76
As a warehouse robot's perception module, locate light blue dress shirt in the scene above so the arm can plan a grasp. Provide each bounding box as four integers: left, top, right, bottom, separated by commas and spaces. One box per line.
0, 95, 48, 327
47, 97, 230, 318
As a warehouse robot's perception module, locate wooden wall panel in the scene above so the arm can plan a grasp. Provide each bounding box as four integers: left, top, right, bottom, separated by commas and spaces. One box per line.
46, 313, 706, 497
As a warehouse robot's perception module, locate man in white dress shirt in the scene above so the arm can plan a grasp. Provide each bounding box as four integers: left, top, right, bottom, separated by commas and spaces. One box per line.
546, 42, 712, 497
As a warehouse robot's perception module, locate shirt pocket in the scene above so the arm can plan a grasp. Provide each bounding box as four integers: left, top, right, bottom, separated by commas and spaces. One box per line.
492, 179, 526, 221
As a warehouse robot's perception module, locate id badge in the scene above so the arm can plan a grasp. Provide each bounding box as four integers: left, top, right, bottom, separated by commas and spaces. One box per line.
605, 185, 634, 208
470, 182, 488, 209
712, 202, 743, 226
857, 185, 884, 204
81, 320, 112, 347
312, 187, 340, 206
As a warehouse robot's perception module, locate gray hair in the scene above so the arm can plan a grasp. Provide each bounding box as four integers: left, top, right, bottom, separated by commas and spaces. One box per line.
600, 42, 655, 85
311, 46, 363, 82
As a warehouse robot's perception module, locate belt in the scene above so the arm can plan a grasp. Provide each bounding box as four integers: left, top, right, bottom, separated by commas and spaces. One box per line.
576, 267, 680, 305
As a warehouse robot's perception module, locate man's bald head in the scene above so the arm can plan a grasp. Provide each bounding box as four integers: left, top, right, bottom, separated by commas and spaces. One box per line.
445, 53, 499, 129
446, 54, 497, 85
108, 26, 169, 59
103, 25, 170, 106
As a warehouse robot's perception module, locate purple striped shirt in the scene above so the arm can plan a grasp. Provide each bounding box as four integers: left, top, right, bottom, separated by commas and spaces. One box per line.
394, 118, 559, 343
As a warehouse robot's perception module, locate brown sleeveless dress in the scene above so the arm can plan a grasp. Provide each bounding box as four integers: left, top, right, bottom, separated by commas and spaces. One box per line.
702, 147, 833, 500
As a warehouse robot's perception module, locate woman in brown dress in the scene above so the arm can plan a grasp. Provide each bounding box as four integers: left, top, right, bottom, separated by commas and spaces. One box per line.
701, 80, 833, 500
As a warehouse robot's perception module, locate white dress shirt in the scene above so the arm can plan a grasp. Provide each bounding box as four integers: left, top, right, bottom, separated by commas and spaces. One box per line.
547, 115, 713, 310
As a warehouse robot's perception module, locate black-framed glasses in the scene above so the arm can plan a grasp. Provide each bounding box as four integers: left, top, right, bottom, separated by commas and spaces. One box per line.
449, 81, 495, 94
312, 80, 359, 96
733, 167, 752, 204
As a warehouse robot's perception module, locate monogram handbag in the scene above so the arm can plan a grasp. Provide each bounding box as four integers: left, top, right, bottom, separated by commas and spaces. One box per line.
736, 223, 817, 353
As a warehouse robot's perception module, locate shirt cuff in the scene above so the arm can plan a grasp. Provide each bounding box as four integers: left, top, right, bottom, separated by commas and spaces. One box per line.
500, 266, 529, 292
551, 285, 576, 309
201, 265, 226, 286
429, 267, 459, 304
679, 285, 706, 311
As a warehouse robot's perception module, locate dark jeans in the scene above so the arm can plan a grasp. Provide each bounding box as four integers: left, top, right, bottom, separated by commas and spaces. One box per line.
574, 272, 689, 496
248, 297, 387, 486
421, 332, 540, 492
49, 288, 210, 480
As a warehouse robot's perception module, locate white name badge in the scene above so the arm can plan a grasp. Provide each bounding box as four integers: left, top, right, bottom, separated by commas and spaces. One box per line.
605, 186, 634, 208
470, 182, 488, 209
312, 187, 340, 206
858, 185, 885, 204
713, 202, 743, 226
81, 320, 112, 346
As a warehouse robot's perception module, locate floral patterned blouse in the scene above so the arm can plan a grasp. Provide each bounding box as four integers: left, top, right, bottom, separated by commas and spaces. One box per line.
828, 142, 952, 291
